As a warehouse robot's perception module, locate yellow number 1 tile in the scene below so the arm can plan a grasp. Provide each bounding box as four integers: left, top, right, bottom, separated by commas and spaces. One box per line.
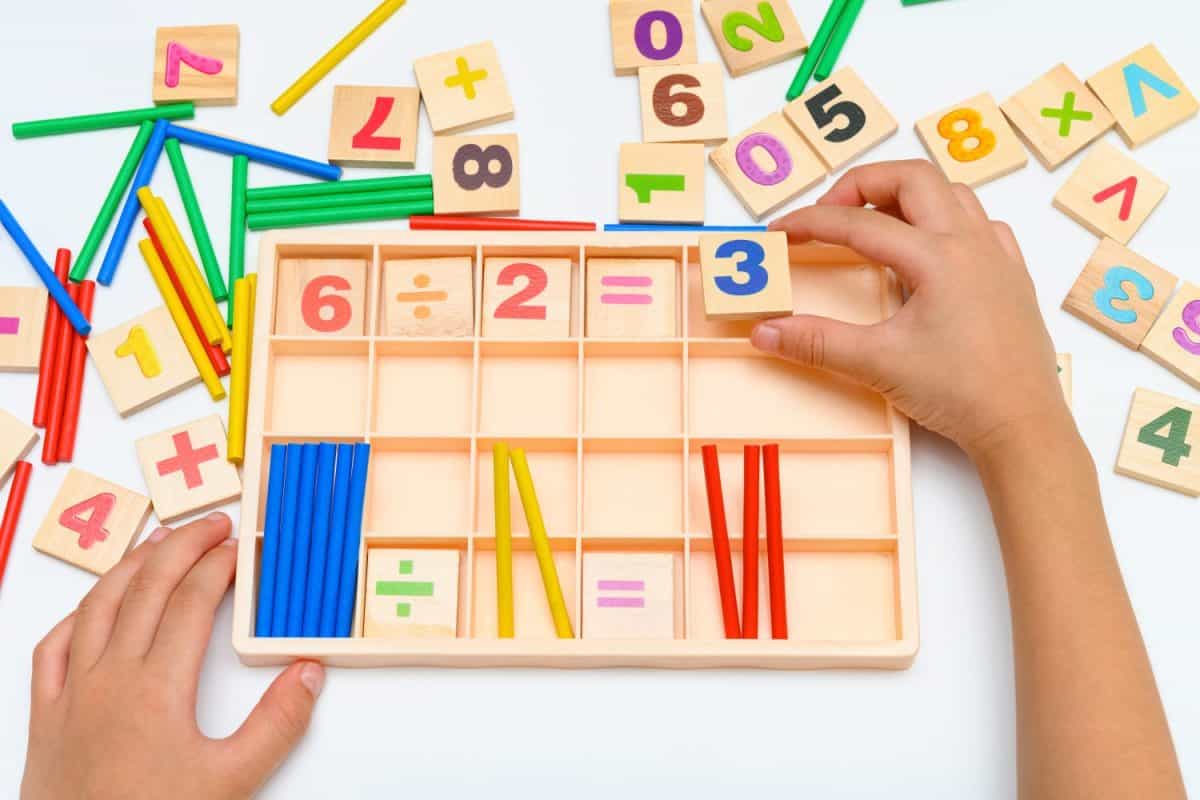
88, 306, 201, 416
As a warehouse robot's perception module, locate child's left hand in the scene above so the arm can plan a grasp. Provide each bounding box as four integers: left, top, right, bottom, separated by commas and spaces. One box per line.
20, 513, 325, 800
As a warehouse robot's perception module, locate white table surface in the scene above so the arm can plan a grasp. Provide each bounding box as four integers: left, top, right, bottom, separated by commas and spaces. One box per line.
1, 0, 1197, 796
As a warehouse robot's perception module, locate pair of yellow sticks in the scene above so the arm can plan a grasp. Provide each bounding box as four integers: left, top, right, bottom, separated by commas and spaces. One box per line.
493, 443, 573, 639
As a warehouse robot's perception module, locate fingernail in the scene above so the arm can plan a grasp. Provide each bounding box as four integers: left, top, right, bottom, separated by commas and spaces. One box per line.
148, 527, 170, 543
299, 662, 325, 699
750, 324, 781, 353
206, 511, 229, 523
221, 537, 238, 548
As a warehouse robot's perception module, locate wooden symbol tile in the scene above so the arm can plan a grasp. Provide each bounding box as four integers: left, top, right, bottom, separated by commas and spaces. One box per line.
33, 468, 152, 575
1052, 141, 1168, 244
1142, 281, 1200, 389
1088, 44, 1199, 148
618, 142, 706, 224
0, 286, 47, 372
710, 112, 825, 218
1056, 353, 1073, 408
784, 67, 899, 173
382, 257, 474, 337
638, 62, 728, 144
153, 25, 240, 105
328, 85, 420, 167
701, 0, 807, 77
699, 230, 793, 320
274, 258, 368, 337
1000, 63, 1115, 170
582, 552, 676, 640
1116, 388, 1200, 496
364, 548, 460, 638
481, 257, 573, 338
1061, 237, 1177, 349
914, 92, 1028, 187
610, 0, 698, 76
87, 306, 201, 416
0, 409, 38, 487
586, 258, 677, 338
432, 133, 520, 216
135, 415, 241, 523
413, 41, 514, 134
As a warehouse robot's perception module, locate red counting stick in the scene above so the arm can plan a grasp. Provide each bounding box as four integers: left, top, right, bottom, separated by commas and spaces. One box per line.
763, 444, 787, 640
742, 444, 760, 639
33, 249, 70, 427
56, 280, 96, 462
409, 215, 596, 232
701, 444, 741, 639
0, 461, 33, 590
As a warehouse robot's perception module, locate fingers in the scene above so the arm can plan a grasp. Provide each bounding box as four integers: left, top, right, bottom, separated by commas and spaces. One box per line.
107, 514, 232, 660
31, 612, 76, 707
220, 661, 325, 794
146, 538, 237, 686
750, 314, 886, 387
991, 220, 1025, 264
769, 204, 935, 286
950, 183, 989, 225
817, 160, 966, 233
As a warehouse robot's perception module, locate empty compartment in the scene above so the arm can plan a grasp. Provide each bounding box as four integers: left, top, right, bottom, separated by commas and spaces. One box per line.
583, 341, 683, 436
688, 340, 890, 437
582, 438, 685, 536
473, 536, 578, 639
478, 340, 579, 436
476, 437, 578, 538
373, 340, 474, 435
377, 244, 476, 338
365, 437, 473, 535
266, 339, 369, 434
579, 538, 685, 640
359, 536, 470, 639
272, 246, 375, 337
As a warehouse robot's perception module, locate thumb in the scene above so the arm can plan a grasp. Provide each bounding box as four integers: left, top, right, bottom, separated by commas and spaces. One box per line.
751, 315, 882, 385
222, 661, 324, 792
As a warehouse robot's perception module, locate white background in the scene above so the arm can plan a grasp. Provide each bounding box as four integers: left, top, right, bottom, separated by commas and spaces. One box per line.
1, 0, 1198, 797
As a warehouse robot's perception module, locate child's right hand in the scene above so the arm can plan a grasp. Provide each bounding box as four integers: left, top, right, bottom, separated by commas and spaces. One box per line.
753, 160, 1071, 464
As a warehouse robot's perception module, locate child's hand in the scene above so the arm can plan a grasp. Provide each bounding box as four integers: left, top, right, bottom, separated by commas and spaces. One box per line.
753, 160, 1069, 462
21, 513, 324, 800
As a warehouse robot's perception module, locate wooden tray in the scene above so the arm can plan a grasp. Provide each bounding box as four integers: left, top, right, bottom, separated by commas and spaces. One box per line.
232, 231, 917, 669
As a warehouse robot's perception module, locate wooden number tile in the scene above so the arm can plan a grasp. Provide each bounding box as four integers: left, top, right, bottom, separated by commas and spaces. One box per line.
1062, 237, 1177, 349
364, 548, 460, 638
783, 67, 899, 172
1116, 388, 1200, 496
1142, 282, 1200, 389
699, 231, 793, 320
586, 258, 677, 338
413, 41, 514, 134
482, 257, 573, 338
1057, 353, 1073, 408
1052, 141, 1167, 245
135, 415, 242, 523
0, 286, 47, 372
915, 92, 1028, 188
87, 306, 201, 416
1000, 64, 1115, 170
701, 0, 807, 77
328, 85, 420, 167
710, 112, 825, 218
610, 0, 698, 76
433, 134, 520, 216
153, 25, 239, 105
382, 257, 474, 337
618, 142, 706, 224
582, 552, 676, 640
638, 62, 728, 144
0, 409, 38, 486
33, 468, 152, 575
1088, 44, 1199, 148
274, 258, 368, 337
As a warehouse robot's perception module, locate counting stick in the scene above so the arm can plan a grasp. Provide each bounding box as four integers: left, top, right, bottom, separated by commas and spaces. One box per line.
411, 216, 597, 232
41, 261, 78, 465
287, 444, 319, 637
785, 0, 848, 100
227, 275, 256, 463
814, 0, 864, 81
701, 445, 741, 638
228, 156, 248, 327
0, 200, 90, 335
603, 223, 768, 232
763, 444, 787, 639
493, 442, 514, 638
166, 125, 342, 182
12, 102, 194, 139
56, 280, 96, 462
246, 198, 434, 231
33, 250, 70, 427
247, 174, 430, 202
256, 444, 288, 637
303, 443, 337, 637
272, 443, 303, 636
510, 448, 574, 638
271, 0, 408, 115
0, 461, 33, 590
98, 118, 169, 287
742, 445, 760, 639
247, 187, 432, 215
336, 443, 371, 637
165, 138, 227, 301
320, 443, 354, 637
73, 122, 154, 281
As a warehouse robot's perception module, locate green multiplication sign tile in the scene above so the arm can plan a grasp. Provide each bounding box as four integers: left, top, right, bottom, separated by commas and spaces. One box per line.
376, 560, 435, 618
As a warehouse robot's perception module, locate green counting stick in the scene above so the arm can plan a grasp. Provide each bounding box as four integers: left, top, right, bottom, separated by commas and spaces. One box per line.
246, 187, 432, 215
12, 102, 194, 139
246, 198, 435, 231
785, 0, 849, 101
72, 121, 154, 282
246, 174, 432, 202
227, 155, 248, 327
814, 0, 864, 81
165, 138, 228, 302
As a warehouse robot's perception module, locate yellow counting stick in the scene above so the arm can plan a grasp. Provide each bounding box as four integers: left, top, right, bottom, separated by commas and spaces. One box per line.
138, 238, 225, 401
227, 274, 257, 464
493, 442, 514, 638
510, 448, 573, 639
271, 0, 407, 115
151, 194, 233, 353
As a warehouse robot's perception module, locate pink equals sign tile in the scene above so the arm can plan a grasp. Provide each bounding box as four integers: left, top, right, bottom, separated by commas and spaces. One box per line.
600, 275, 653, 305
597, 579, 646, 608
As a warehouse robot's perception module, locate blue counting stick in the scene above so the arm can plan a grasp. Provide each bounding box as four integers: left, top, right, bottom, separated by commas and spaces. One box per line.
604, 223, 768, 232
303, 443, 337, 637
166, 124, 342, 182
98, 118, 169, 286
272, 444, 304, 637
256, 445, 288, 637
320, 443, 355, 637
287, 444, 319, 637
336, 443, 371, 637
0, 199, 91, 335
